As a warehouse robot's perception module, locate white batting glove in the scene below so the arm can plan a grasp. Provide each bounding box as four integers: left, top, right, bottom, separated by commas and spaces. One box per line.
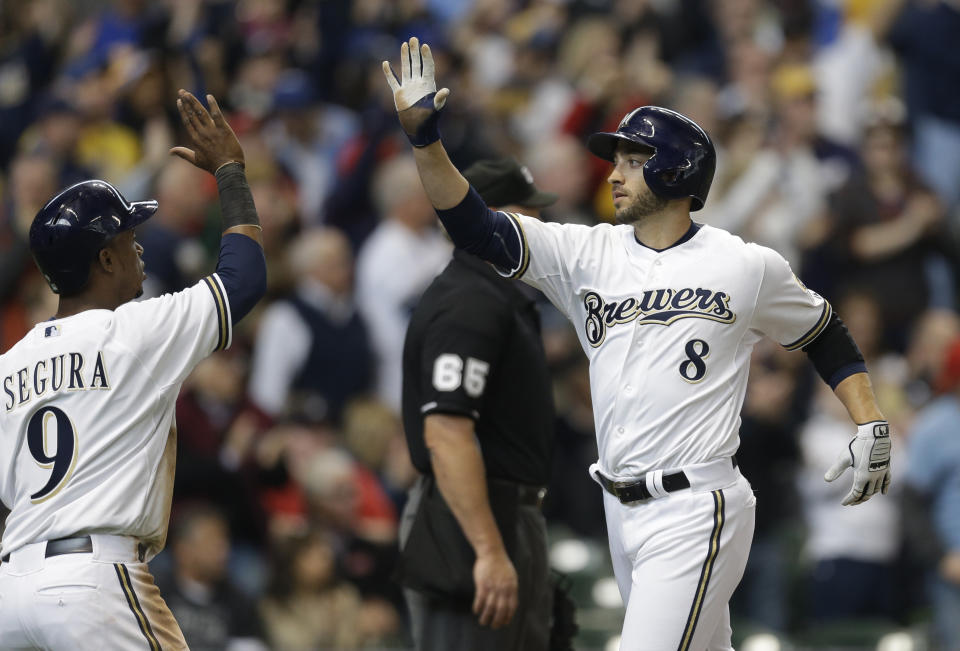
824, 421, 892, 506
381, 37, 449, 146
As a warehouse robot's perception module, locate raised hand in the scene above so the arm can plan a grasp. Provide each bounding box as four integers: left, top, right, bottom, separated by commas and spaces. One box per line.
382, 37, 450, 147
170, 89, 245, 174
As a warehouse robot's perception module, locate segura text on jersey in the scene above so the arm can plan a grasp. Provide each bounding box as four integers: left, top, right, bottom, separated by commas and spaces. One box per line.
3, 352, 110, 412
583, 287, 736, 347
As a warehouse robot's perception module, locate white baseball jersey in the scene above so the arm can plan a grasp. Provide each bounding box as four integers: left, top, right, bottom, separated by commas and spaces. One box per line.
0, 274, 232, 560
501, 216, 830, 478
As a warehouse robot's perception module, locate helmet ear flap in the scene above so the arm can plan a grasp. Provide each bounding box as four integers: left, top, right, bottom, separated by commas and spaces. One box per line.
642, 147, 693, 202
659, 168, 683, 184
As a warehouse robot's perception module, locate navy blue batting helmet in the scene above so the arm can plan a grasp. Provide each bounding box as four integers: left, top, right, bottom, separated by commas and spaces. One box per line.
587, 106, 716, 211
30, 180, 157, 295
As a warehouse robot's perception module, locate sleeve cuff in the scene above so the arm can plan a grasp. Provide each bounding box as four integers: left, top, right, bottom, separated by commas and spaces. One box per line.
495, 212, 530, 279
827, 361, 867, 389
203, 273, 233, 351
784, 301, 832, 351
420, 400, 480, 421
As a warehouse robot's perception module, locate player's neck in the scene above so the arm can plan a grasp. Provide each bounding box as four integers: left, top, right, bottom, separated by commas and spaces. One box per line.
55, 289, 123, 319
631, 204, 693, 250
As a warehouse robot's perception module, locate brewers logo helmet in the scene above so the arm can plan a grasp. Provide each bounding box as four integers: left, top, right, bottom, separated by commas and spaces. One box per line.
29, 180, 158, 295
587, 106, 716, 211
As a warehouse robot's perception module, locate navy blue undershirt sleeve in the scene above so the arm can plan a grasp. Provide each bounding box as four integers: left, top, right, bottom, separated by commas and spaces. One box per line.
802, 312, 867, 389
826, 361, 868, 389
215, 232, 266, 324
435, 187, 523, 272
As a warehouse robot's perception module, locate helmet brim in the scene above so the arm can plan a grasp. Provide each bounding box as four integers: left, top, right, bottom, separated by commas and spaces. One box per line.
123, 199, 158, 231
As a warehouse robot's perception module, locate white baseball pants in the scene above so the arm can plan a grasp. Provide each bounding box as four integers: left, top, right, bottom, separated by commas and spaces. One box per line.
0, 534, 187, 650
598, 459, 756, 651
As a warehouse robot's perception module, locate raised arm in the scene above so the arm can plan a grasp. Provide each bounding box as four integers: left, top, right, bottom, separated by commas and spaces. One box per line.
171, 90, 266, 323
381, 38, 466, 208
381, 38, 523, 272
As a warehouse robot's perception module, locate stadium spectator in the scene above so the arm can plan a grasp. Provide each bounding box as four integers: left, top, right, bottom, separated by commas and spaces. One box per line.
155, 504, 267, 651
355, 154, 451, 411
262, 69, 359, 223
902, 337, 960, 649
341, 398, 417, 511
796, 290, 908, 624
260, 529, 366, 650
248, 227, 374, 423
0, 0, 64, 169
0, 153, 58, 299
797, 384, 903, 623
175, 352, 268, 548
828, 117, 950, 351
731, 339, 803, 633
905, 309, 960, 406
17, 96, 93, 187
138, 159, 215, 296
704, 63, 855, 269
887, 0, 960, 216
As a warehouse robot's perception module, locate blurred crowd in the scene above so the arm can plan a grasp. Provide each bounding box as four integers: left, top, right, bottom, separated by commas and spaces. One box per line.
1, 0, 959, 648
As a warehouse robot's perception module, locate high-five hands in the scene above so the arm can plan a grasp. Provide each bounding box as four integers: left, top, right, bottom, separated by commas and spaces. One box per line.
382, 37, 449, 147
170, 89, 244, 174
824, 421, 892, 505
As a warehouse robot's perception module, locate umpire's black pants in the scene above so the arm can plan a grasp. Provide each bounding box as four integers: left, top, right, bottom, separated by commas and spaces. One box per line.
400, 476, 552, 651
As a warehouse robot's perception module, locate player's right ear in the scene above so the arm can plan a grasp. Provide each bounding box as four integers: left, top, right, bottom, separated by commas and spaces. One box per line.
97, 247, 114, 274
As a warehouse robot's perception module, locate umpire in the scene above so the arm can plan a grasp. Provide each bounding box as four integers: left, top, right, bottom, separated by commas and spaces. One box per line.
398, 158, 558, 650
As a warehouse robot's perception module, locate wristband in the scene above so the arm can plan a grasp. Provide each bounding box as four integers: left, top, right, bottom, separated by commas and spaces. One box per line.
404, 93, 442, 148
215, 163, 260, 230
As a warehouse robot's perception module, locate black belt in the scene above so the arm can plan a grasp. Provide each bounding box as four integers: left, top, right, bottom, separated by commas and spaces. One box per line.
1, 536, 93, 564
516, 484, 547, 508
596, 456, 737, 505
488, 478, 547, 508
596, 470, 690, 503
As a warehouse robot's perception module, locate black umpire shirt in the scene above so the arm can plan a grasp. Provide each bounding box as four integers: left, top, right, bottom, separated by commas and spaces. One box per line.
401, 249, 555, 486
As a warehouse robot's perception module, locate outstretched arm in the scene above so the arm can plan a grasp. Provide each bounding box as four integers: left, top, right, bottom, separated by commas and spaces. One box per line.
832, 372, 885, 425
381, 38, 523, 272
822, 373, 891, 504
381, 38, 467, 208
171, 90, 266, 323
796, 310, 891, 506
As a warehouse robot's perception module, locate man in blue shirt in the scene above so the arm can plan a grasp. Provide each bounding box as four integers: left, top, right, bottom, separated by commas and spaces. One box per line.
905, 336, 960, 649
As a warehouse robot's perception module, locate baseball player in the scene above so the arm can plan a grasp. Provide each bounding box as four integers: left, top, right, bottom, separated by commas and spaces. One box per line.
383, 38, 892, 650
0, 89, 265, 649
